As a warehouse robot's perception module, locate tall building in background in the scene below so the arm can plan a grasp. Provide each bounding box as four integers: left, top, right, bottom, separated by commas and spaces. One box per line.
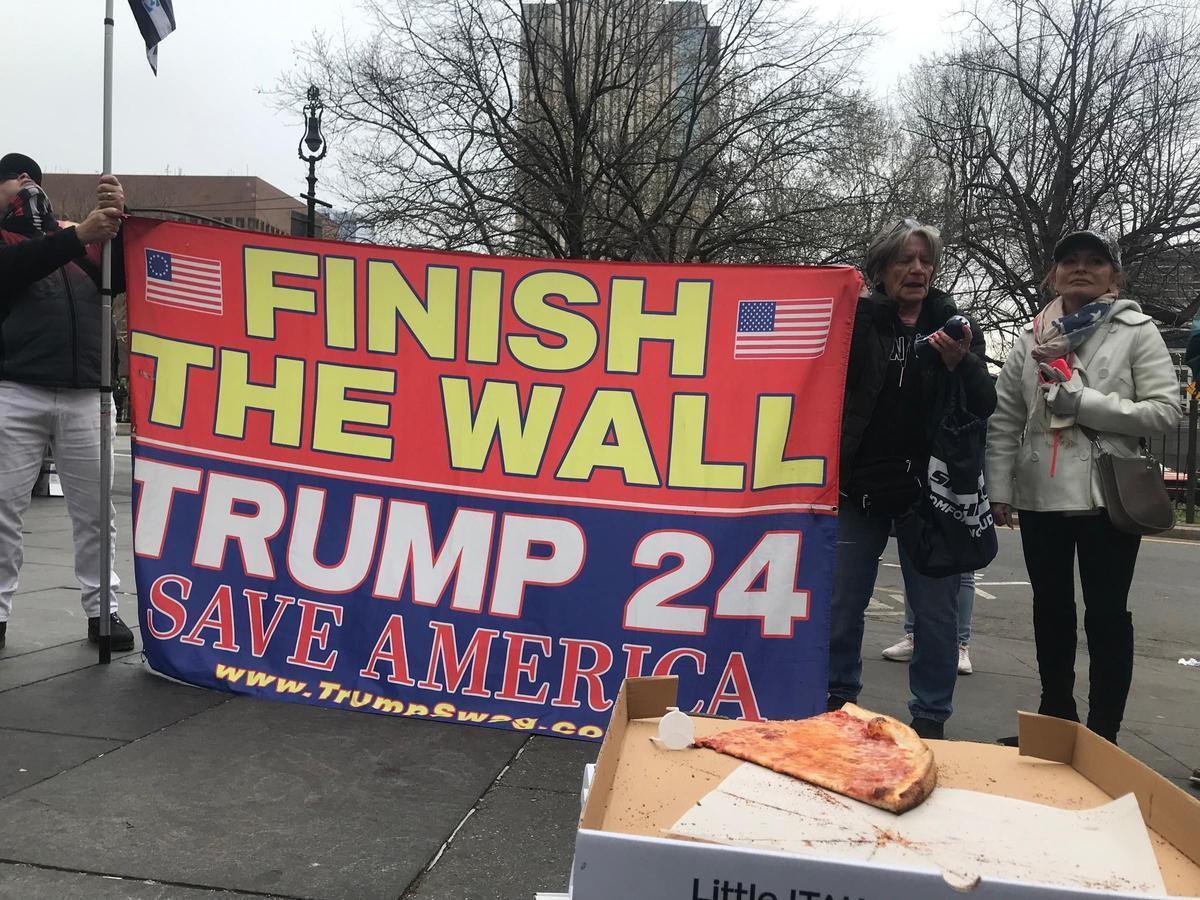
42, 173, 336, 239
516, 0, 721, 256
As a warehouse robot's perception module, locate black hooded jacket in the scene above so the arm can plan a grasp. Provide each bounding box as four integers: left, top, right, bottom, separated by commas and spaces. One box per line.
840, 288, 996, 507
0, 225, 124, 389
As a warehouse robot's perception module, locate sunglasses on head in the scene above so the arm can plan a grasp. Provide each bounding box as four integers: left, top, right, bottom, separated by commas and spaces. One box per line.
891, 216, 921, 233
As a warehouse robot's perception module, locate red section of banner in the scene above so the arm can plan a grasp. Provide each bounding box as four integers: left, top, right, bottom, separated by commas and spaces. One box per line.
124, 218, 858, 514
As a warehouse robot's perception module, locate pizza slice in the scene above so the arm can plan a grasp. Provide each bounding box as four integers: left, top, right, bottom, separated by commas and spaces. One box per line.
693, 704, 936, 813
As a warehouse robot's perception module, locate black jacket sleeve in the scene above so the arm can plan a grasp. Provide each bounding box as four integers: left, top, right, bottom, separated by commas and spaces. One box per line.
960, 314, 997, 418
0, 227, 88, 306
75, 228, 126, 295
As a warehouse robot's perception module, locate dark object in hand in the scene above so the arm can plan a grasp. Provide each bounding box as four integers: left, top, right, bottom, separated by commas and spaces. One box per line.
915, 315, 970, 362
942, 315, 969, 340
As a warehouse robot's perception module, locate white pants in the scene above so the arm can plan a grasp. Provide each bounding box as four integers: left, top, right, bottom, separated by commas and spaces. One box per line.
0, 381, 119, 622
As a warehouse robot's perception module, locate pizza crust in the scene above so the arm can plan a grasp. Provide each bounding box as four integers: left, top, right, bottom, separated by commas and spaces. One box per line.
844, 703, 937, 813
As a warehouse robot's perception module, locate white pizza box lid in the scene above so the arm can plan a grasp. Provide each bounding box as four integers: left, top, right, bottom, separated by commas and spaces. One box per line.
570, 676, 1200, 900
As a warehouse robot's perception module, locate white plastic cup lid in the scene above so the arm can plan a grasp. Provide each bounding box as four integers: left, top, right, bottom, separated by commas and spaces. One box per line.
658, 707, 694, 750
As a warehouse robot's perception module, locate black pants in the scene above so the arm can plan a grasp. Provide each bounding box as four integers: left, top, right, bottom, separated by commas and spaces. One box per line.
1018, 509, 1142, 742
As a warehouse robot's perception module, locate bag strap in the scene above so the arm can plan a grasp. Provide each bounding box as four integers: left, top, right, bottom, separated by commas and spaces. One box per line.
1079, 424, 1149, 458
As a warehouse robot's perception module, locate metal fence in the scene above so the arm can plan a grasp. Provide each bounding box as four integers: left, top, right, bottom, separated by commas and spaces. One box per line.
1147, 389, 1199, 524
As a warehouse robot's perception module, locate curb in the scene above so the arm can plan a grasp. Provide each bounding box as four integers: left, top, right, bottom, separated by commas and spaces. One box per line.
1165, 523, 1200, 542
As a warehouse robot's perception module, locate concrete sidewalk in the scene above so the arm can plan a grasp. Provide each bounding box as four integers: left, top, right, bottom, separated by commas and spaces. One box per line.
0, 447, 1197, 899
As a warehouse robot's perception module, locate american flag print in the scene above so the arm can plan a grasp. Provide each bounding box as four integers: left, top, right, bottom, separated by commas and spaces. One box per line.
145, 248, 223, 315
734, 298, 834, 359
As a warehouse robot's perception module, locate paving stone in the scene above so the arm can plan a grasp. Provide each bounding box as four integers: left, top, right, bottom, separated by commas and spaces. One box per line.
9, 552, 135, 592
0, 863, 278, 900
0, 638, 144, 692
1, 566, 77, 597
403, 785, 578, 900
0, 589, 139, 658
0, 657, 226, 741
0, 697, 524, 900
500, 735, 597, 794
18, 544, 81, 569
0, 728, 122, 800
17, 528, 76, 549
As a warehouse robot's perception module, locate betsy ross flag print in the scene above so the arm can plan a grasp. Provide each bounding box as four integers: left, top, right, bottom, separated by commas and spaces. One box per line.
734, 298, 834, 359
145, 248, 223, 315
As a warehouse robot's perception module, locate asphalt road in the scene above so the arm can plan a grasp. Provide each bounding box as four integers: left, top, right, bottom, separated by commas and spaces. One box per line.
863, 510, 1199, 788
866, 518, 1200, 662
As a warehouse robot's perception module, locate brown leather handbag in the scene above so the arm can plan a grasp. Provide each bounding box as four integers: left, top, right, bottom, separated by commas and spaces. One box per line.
1084, 429, 1175, 535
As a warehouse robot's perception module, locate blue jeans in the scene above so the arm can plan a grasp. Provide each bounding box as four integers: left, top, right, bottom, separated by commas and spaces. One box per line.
904, 571, 975, 645
827, 501, 961, 722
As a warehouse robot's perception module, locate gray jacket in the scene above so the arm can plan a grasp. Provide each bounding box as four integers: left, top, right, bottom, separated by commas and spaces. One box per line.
986, 298, 1181, 512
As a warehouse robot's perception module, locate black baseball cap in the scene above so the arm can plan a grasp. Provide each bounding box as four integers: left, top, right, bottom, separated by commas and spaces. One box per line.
0, 153, 42, 184
1053, 230, 1122, 269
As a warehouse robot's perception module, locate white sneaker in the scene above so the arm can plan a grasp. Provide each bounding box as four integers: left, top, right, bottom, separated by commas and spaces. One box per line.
882, 633, 914, 661
958, 644, 973, 675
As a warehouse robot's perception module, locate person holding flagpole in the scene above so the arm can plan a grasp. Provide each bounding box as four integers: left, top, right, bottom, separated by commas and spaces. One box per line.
0, 1, 178, 656
68, 0, 175, 661
0, 155, 132, 651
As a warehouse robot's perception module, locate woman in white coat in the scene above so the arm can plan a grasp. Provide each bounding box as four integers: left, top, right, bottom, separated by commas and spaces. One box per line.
986, 230, 1181, 743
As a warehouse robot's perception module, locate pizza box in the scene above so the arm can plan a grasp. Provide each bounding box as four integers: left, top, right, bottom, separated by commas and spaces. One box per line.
569, 676, 1200, 900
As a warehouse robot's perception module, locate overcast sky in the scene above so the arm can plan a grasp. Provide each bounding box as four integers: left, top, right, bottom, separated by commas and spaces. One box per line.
12, 0, 961, 211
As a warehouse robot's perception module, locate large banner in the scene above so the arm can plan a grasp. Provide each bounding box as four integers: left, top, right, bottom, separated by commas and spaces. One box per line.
125, 218, 858, 740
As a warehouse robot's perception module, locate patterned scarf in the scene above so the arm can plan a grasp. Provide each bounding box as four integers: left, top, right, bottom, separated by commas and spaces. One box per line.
1, 184, 60, 237
1031, 293, 1118, 363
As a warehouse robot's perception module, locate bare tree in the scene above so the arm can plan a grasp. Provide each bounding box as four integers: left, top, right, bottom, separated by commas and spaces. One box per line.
907, 0, 1200, 335
286, 0, 874, 262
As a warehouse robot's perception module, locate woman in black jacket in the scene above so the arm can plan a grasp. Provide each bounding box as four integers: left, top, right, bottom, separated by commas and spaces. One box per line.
826, 218, 996, 739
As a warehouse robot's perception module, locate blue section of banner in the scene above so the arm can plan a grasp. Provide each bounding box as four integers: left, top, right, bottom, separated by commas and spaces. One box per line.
134, 444, 834, 740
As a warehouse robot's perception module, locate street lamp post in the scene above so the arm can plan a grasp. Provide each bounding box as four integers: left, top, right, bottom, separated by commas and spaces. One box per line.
298, 84, 329, 238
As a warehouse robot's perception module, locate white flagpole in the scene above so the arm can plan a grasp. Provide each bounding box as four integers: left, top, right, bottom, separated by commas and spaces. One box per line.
98, 0, 116, 664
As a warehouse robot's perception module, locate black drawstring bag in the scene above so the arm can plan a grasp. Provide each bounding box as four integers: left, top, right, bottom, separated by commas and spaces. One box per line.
895, 379, 998, 577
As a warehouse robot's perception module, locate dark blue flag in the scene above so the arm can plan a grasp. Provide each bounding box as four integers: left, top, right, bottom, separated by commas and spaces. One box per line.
128, 0, 176, 74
